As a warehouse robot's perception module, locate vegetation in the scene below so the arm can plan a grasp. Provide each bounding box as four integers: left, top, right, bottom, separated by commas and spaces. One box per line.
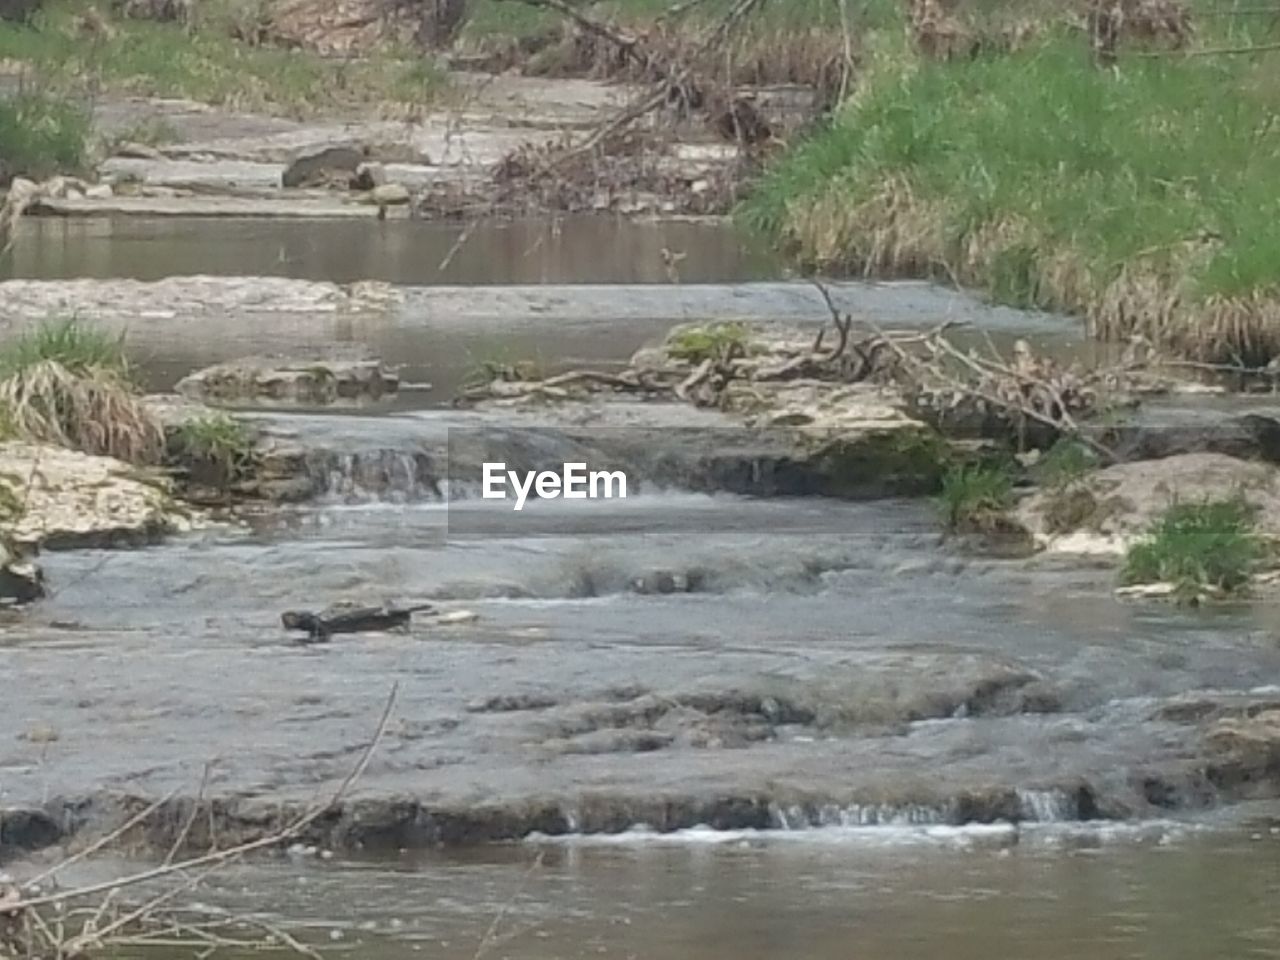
0, 320, 162, 463
0, 318, 131, 379
1034, 438, 1099, 491
936, 462, 1014, 532
0, 0, 447, 117
0, 92, 89, 182
169, 413, 255, 489
666, 322, 750, 364
740, 3, 1280, 364
458, 0, 881, 88
1121, 497, 1264, 600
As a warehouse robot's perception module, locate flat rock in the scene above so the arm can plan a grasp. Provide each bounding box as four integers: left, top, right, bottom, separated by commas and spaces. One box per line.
176, 356, 400, 407
0, 442, 193, 549
281, 142, 364, 188
1016, 452, 1280, 556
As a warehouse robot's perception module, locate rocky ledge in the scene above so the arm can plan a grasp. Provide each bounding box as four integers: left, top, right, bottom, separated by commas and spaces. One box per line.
0, 443, 198, 603
1015, 452, 1280, 557
176, 356, 401, 408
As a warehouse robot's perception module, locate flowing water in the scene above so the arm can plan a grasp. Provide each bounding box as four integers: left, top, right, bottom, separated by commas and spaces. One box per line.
3, 216, 1280, 957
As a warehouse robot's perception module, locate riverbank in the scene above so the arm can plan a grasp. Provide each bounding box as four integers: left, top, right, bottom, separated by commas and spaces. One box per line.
740, 0, 1280, 366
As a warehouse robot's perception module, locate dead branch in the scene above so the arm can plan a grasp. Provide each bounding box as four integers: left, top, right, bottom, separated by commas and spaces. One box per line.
2, 684, 399, 959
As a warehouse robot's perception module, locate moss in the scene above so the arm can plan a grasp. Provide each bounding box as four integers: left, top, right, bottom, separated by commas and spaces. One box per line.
815, 427, 953, 498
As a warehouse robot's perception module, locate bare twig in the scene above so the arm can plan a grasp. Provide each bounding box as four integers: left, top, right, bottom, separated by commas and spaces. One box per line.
9, 683, 399, 914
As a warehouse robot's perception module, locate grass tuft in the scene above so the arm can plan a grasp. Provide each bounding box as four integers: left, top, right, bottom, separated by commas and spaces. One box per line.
0, 319, 161, 463
0, 318, 132, 379
0, 359, 164, 463
1121, 497, 1263, 600
936, 462, 1014, 532
169, 413, 255, 488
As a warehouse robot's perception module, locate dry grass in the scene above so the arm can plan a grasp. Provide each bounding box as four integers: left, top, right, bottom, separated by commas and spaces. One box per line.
0, 360, 164, 464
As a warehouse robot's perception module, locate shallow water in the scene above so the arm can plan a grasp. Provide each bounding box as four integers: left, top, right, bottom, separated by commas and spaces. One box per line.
4, 215, 1277, 958
82, 826, 1280, 959
7, 216, 777, 285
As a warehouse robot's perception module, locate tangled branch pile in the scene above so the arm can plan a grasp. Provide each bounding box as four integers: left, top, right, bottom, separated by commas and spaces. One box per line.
456, 282, 1172, 459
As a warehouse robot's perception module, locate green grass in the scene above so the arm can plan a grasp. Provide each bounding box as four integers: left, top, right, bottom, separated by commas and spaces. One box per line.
0, 92, 89, 181
0, 0, 447, 117
169, 413, 255, 487
0, 319, 163, 463
0, 318, 131, 379
665, 322, 749, 364
1034, 437, 1099, 491
936, 462, 1014, 531
1121, 497, 1264, 600
739, 4, 1280, 363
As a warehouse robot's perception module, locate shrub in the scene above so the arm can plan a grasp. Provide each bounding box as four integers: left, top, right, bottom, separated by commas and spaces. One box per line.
1121, 497, 1264, 599
0, 92, 88, 183
936, 462, 1014, 532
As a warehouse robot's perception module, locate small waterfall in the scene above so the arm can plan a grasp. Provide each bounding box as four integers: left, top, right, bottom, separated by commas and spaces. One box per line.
559, 804, 581, 833
770, 801, 954, 829
309, 450, 444, 503
1016, 788, 1078, 822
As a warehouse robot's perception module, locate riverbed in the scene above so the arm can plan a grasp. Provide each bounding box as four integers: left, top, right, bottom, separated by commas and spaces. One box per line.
3, 213, 1280, 958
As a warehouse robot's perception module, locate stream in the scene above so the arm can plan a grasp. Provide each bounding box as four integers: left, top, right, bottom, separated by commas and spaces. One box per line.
3, 215, 1280, 958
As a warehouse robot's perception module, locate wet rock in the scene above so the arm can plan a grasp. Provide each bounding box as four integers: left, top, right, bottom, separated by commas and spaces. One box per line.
466, 694, 560, 713
1016, 453, 1280, 556
0, 807, 62, 857
112, 141, 164, 160
0, 536, 43, 606
176, 357, 399, 407
281, 143, 364, 188
541, 729, 676, 756
1204, 710, 1280, 790
0, 442, 191, 549
1104, 413, 1280, 465
349, 160, 385, 190
369, 182, 411, 206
